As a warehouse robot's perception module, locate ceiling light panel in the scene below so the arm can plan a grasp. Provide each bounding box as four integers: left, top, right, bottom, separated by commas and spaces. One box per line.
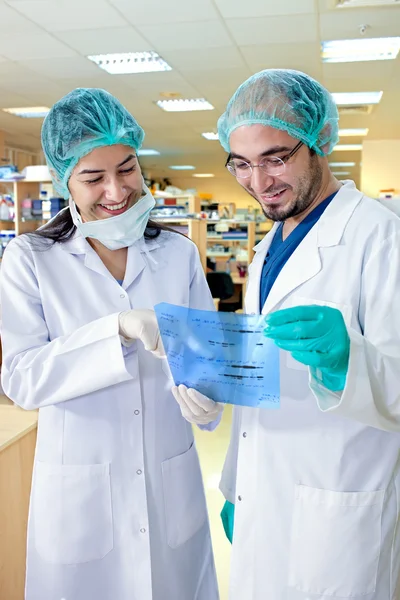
87, 51, 172, 74
322, 38, 400, 63
333, 144, 363, 151
3, 106, 50, 118
157, 99, 214, 112
169, 165, 196, 170
332, 91, 383, 105
339, 128, 369, 137
202, 132, 219, 140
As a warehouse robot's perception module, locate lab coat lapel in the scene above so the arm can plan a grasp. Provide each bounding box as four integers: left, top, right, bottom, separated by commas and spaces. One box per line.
261, 225, 321, 315
256, 180, 364, 315
60, 231, 109, 279
60, 230, 160, 286
245, 224, 278, 314
124, 237, 164, 289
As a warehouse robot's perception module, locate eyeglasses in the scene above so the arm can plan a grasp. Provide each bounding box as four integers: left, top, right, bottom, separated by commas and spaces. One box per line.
226, 140, 303, 179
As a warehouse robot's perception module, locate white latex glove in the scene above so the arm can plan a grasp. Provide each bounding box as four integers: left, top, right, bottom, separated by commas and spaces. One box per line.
118, 309, 165, 358
171, 384, 223, 425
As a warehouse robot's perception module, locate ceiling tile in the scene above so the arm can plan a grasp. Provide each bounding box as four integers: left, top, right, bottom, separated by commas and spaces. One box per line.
319, 7, 400, 40
0, 87, 32, 108
56, 27, 149, 56
0, 32, 77, 60
388, 58, 400, 91
2, 129, 42, 153
110, 0, 219, 24
241, 42, 323, 79
136, 21, 233, 51
181, 67, 252, 100
0, 78, 70, 105
161, 47, 247, 71
7, 0, 129, 32
323, 76, 393, 93
317, 0, 336, 13
118, 70, 201, 95
17, 56, 104, 79
0, 2, 42, 33
322, 60, 396, 81
214, 0, 315, 18
226, 14, 319, 46
0, 60, 43, 82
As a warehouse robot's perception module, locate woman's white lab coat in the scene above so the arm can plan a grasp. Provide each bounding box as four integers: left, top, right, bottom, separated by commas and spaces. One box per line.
0, 229, 219, 600
221, 181, 400, 600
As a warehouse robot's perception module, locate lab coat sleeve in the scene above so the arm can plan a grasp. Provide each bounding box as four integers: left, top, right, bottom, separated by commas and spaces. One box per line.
0, 240, 132, 410
188, 242, 223, 431
219, 407, 241, 504
310, 232, 400, 432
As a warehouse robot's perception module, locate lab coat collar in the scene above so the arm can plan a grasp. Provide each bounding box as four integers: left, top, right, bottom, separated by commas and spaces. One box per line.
60, 228, 163, 287
247, 180, 364, 315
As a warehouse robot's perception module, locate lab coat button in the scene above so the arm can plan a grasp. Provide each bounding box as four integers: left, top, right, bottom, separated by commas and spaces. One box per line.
242, 432, 247, 438
120, 294, 125, 298
238, 495, 242, 501
140, 528, 146, 534
136, 469, 142, 475
134, 410, 140, 415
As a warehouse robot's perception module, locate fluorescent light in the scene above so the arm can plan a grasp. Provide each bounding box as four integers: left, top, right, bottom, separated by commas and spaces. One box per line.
337, 1, 399, 9
339, 128, 369, 137
3, 106, 50, 118
332, 91, 383, 106
137, 149, 160, 156
169, 165, 196, 170
331, 171, 351, 176
202, 132, 219, 140
322, 37, 400, 63
87, 51, 172, 74
333, 144, 363, 151
329, 162, 356, 167
157, 99, 214, 112
193, 173, 215, 178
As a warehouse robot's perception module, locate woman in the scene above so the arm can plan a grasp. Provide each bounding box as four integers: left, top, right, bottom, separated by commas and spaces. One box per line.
0, 88, 221, 600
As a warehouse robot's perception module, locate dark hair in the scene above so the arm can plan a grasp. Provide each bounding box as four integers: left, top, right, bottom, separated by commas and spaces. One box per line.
28, 207, 175, 245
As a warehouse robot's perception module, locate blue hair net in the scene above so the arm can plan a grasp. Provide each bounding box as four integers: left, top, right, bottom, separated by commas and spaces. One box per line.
217, 69, 339, 156
41, 88, 145, 198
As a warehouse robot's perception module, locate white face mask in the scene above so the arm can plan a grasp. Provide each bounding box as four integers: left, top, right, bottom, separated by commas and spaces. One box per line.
69, 182, 156, 250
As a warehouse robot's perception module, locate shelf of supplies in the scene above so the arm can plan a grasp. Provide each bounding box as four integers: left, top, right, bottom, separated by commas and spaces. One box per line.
206, 252, 235, 258
151, 217, 194, 223
206, 219, 258, 225
16, 179, 52, 184
207, 237, 248, 243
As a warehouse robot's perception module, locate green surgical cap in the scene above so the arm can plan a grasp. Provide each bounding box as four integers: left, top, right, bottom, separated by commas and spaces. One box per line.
41, 88, 145, 199
217, 69, 339, 156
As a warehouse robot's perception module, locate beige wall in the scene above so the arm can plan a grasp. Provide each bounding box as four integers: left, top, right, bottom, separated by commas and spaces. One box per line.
0, 131, 5, 164
361, 140, 400, 199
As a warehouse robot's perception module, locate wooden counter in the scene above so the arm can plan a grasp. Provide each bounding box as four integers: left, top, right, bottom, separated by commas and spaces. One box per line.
0, 400, 38, 600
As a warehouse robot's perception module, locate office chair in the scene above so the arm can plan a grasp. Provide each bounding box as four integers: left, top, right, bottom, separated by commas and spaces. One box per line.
206, 272, 242, 312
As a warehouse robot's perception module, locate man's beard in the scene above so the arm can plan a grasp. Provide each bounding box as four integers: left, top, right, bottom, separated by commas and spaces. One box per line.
250, 155, 323, 222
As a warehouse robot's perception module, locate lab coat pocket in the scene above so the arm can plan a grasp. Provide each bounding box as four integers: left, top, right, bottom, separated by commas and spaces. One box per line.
161, 441, 207, 549
33, 461, 113, 564
288, 484, 384, 597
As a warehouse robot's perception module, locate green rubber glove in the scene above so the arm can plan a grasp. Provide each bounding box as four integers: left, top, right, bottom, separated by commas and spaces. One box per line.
220, 500, 235, 544
264, 305, 350, 392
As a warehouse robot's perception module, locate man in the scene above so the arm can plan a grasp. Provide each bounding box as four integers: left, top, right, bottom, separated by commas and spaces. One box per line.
173, 69, 400, 600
